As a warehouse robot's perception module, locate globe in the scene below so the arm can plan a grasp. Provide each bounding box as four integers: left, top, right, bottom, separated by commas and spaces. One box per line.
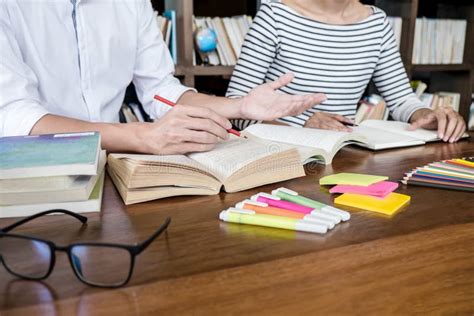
195, 27, 217, 53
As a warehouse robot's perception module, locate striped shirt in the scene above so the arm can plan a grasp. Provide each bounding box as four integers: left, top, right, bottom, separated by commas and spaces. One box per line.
226, 3, 426, 130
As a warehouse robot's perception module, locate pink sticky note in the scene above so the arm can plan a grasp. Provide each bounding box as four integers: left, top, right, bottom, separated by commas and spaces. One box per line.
329, 181, 399, 198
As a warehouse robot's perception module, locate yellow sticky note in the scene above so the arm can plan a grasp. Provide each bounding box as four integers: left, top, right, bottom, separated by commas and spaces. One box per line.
334, 192, 410, 215
320, 173, 388, 186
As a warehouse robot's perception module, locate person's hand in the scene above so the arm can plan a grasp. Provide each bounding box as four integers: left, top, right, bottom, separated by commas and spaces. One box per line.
138, 105, 231, 154
408, 107, 466, 143
304, 112, 355, 132
239, 73, 327, 121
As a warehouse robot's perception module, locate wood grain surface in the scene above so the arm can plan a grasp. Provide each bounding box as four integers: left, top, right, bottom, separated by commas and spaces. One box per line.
1, 139, 473, 315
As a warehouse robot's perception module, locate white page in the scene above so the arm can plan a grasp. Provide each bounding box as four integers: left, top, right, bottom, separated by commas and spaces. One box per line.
360, 120, 439, 142
352, 125, 424, 150
243, 124, 359, 154
188, 137, 291, 181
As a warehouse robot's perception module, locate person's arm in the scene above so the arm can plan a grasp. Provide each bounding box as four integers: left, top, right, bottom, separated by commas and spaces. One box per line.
373, 16, 465, 142
222, 4, 326, 130
1, 0, 229, 155
0, 3, 49, 137
225, 4, 281, 130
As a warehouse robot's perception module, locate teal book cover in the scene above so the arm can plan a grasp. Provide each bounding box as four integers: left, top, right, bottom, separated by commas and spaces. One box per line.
164, 10, 177, 64
0, 132, 100, 178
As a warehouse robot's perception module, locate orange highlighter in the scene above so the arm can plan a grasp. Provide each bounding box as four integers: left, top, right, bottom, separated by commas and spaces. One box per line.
235, 200, 335, 229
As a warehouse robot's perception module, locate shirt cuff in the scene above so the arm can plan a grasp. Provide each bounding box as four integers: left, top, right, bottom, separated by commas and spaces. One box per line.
390, 96, 429, 123
1, 102, 49, 136
150, 85, 197, 119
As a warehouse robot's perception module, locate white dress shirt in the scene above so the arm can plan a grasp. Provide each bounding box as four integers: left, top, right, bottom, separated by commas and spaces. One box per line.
0, 0, 192, 136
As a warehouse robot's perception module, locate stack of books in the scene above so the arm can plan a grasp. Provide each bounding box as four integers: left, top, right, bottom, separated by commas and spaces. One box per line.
402, 158, 474, 192
193, 15, 253, 66
412, 18, 467, 64
0, 132, 105, 218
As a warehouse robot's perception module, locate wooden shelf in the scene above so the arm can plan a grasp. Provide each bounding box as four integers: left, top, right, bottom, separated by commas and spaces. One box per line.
410, 63, 472, 72
176, 65, 235, 76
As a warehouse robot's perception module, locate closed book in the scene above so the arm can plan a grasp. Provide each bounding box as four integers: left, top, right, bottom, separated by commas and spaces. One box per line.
0, 151, 106, 205
0, 171, 105, 219
0, 132, 101, 180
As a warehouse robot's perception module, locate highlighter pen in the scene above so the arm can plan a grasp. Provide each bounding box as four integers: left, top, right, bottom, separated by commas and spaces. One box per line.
250, 193, 341, 224
271, 188, 351, 221
219, 208, 328, 234
235, 200, 335, 229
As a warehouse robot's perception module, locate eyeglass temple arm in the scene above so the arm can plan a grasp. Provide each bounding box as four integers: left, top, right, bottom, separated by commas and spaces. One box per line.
0, 209, 88, 233
135, 217, 171, 254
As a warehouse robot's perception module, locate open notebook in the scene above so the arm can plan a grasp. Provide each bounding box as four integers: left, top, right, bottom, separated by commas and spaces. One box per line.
108, 137, 304, 204
243, 120, 469, 164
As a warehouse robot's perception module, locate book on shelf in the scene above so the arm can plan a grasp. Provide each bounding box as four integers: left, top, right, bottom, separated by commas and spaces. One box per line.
469, 96, 474, 131
242, 120, 469, 165
120, 102, 153, 123
387, 16, 402, 49
154, 10, 176, 64
412, 18, 467, 64
0, 171, 105, 219
107, 137, 304, 205
354, 94, 388, 125
193, 15, 252, 66
0, 151, 106, 205
419, 92, 461, 112
0, 132, 101, 180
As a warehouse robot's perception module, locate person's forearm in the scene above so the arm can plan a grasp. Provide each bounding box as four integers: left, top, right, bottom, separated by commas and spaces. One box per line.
30, 114, 146, 153
177, 91, 245, 119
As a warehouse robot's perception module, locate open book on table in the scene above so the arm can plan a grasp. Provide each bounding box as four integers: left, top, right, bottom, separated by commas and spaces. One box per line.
243, 120, 469, 165
107, 137, 304, 205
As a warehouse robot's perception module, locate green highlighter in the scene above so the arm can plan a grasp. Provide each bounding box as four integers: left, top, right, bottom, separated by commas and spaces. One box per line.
271, 187, 351, 221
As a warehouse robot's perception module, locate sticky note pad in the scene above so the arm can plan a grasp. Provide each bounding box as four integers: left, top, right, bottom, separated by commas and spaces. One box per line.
320, 173, 388, 186
334, 192, 410, 215
329, 181, 399, 198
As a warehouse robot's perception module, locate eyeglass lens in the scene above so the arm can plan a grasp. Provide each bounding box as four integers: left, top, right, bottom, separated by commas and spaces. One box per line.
70, 245, 133, 286
0, 236, 52, 279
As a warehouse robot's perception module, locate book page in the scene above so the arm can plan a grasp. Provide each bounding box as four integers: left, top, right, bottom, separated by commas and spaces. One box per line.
243, 124, 358, 153
111, 153, 207, 171
188, 137, 291, 181
352, 125, 423, 149
360, 120, 439, 142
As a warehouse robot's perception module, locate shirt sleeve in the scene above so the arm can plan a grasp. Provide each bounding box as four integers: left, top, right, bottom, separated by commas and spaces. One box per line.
225, 4, 279, 130
372, 17, 427, 122
132, 0, 195, 120
0, 4, 49, 136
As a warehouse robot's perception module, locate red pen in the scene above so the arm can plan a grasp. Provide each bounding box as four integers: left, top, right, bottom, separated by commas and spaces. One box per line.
154, 95, 243, 138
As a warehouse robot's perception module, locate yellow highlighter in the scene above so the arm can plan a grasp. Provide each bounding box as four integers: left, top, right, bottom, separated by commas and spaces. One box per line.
219, 208, 328, 234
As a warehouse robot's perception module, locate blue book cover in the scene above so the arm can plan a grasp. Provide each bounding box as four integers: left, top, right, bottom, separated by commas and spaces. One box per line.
164, 10, 177, 64
0, 132, 101, 179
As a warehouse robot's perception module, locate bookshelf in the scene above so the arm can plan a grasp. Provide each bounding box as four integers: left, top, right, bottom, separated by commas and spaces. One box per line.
151, 0, 473, 121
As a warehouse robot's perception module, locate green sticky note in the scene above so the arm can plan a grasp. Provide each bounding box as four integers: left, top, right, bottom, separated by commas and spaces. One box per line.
320, 173, 388, 186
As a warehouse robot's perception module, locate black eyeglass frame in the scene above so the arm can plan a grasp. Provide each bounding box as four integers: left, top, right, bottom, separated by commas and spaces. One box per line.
0, 209, 171, 288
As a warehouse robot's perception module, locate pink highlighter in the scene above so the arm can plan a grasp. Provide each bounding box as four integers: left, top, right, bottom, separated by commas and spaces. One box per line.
250, 193, 340, 224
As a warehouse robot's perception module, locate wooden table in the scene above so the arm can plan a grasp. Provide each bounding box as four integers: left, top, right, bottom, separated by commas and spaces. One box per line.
1, 140, 474, 315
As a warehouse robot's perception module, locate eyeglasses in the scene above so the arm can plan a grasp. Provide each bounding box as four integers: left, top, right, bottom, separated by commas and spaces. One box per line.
0, 209, 170, 288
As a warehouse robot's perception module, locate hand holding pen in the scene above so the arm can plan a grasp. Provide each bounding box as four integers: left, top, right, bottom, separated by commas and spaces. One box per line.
154, 95, 245, 138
